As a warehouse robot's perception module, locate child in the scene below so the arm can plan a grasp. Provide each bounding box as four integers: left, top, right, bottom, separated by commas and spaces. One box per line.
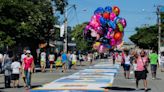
11, 56, 21, 88
55, 56, 62, 72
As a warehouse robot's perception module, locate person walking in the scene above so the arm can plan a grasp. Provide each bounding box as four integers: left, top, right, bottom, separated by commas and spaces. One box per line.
55, 55, 62, 72
79, 53, 83, 66
123, 51, 131, 79
11, 56, 21, 88
135, 50, 149, 91
160, 52, 164, 72
112, 52, 116, 65
61, 51, 67, 72
22, 50, 34, 89
2, 51, 13, 88
72, 51, 77, 70
149, 50, 158, 79
67, 51, 72, 69
0, 52, 3, 73
40, 49, 46, 72
48, 51, 55, 72
88, 52, 93, 65
21, 48, 27, 87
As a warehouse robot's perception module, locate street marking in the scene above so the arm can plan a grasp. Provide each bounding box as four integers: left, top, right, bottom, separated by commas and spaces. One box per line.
31, 62, 119, 92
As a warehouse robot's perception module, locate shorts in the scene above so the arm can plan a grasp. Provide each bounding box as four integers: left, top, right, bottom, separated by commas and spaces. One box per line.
160, 62, 164, 68
49, 61, 54, 64
151, 64, 157, 72
72, 61, 76, 65
55, 61, 62, 66
11, 74, 19, 80
40, 61, 46, 67
88, 59, 92, 62
80, 59, 83, 62
124, 64, 130, 71
135, 71, 147, 80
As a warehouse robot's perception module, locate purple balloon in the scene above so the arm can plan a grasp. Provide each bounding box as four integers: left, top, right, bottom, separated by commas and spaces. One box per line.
119, 18, 127, 28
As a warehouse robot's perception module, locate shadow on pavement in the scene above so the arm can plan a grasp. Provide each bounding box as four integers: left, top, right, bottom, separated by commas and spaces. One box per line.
103, 86, 135, 91
31, 85, 42, 89
103, 86, 151, 91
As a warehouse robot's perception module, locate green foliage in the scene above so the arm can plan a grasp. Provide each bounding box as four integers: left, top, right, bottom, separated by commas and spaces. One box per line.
130, 25, 163, 50
71, 22, 92, 51
53, 0, 68, 14
0, 0, 57, 49
130, 13, 164, 50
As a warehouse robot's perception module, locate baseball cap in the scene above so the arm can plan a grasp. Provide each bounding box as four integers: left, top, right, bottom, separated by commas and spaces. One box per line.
26, 50, 31, 54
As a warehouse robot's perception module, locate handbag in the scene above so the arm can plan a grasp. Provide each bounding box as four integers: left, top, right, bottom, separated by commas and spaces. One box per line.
141, 58, 149, 73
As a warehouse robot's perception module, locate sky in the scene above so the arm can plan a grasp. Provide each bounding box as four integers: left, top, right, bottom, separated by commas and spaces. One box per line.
64, 0, 164, 43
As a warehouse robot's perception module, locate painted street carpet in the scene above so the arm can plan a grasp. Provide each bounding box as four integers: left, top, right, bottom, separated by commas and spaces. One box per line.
31, 61, 119, 92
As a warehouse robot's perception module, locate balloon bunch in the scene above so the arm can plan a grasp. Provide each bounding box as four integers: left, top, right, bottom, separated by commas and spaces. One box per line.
83, 6, 127, 53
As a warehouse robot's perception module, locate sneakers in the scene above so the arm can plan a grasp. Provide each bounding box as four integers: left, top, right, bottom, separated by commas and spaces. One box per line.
152, 78, 155, 80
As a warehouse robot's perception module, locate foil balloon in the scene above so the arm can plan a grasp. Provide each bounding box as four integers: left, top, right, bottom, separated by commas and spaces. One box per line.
114, 32, 122, 40
113, 6, 120, 16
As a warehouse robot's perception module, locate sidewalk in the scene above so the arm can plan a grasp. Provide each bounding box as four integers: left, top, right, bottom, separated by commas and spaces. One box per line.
110, 65, 164, 92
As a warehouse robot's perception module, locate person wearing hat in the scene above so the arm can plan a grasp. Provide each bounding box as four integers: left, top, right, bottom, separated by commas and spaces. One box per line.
22, 50, 34, 89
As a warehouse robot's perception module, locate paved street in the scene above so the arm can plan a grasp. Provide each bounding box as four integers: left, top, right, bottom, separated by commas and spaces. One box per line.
0, 59, 164, 92
0, 60, 100, 92
111, 64, 164, 92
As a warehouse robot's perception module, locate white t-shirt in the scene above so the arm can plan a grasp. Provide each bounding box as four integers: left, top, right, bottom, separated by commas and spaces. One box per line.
11, 62, 21, 74
125, 56, 131, 65
49, 54, 55, 61
72, 54, 77, 61
21, 54, 26, 62
161, 56, 164, 63
40, 52, 46, 62
0, 53, 3, 63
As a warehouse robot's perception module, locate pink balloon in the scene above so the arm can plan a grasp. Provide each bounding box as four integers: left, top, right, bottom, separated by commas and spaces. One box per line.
85, 25, 91, 30
89, 19, 100, 28
96, 34, 100, 40
116, 39, 122, 45
110, 38, 116, 46
98, 45, 106, 53
108, 28, 113, 32
91, 31, 97, 37
96, 27, 104, 35
110, 12, 116, 21
91, 15, 97, 20
95, 14, 102, 22
106, 31, 111, 39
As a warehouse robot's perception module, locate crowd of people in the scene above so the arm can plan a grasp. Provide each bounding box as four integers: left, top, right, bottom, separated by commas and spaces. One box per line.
0, 47, 163, 91
0, 48, 97, 89
112, 49, 163, 91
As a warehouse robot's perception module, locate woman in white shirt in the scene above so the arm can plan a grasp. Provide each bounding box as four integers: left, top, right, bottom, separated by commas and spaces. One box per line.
124, 51, 131, 79
160, 52, 164, 72
11, 56, 21, 88
48, 51, 55, 72
72, 52, 77, 70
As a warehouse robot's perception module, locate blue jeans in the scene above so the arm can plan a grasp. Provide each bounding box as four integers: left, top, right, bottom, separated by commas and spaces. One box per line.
24, 70, 31, 86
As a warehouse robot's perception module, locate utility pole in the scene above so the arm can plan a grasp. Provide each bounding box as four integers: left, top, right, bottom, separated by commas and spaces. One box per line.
157, 6, 161, 56
64, 8, 68, 52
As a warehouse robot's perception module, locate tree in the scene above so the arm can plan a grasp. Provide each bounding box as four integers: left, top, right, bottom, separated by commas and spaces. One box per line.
130, 13, 164, 50
0, 0, 57, 50
130, 26, 159, 50
53, 0, 68, 14
71, 22, 92, 51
